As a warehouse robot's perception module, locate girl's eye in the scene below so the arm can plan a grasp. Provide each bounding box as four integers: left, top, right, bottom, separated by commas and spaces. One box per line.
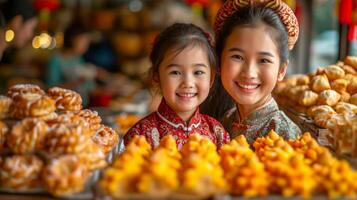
194, 70, 205, 75
169, 71, 180, 75
260, 58, 272, 64
231, 54, 243, 60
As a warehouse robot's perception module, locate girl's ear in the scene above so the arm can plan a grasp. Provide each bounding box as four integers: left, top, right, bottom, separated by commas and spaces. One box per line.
152, 73, 160, 86
278, 61, 288, 81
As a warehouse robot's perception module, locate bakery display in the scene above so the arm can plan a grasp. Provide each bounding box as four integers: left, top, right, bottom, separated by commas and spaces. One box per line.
0, 84, 119, 197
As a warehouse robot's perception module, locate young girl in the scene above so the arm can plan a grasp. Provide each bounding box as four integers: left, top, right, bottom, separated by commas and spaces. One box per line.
202, 0, 301, 145
124, 23, 230, 149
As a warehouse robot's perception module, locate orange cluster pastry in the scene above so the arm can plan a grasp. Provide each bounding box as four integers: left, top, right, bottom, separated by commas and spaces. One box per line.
100, 132, 357, 199
220, 135, 269, 197
0, 84, 119, 197
274, 56, 357, 155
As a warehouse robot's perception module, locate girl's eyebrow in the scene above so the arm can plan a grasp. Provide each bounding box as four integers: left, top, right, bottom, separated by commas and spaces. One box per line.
229, 47, 275, 58
166, 63, 208, 68
258, 52, 274, 58
228, 47, 243, 52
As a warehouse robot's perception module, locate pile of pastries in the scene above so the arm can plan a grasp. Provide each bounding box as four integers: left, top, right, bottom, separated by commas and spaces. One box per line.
274, 56, 357, 155
0, 84, 119, 196
99, 131, 357, 199
100, 134, 226, 198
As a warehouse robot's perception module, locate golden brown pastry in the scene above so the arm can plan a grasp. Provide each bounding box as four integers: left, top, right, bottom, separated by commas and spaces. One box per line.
315, 67, 325, 75
42, 155, 89, 196
345, 74, 357, 83
350, 93, 357, 106
306, 105, 336, 118
9, 93, 56, 119
7, 84, 45, 98
77, 141, 107, 171
314, 112, 333, 128
0, 95, 12, 120
286, 85, 309, 101
331, 79, 348, 93
334, 102, 357, 114
46, 112, 87, 127
317, 90, 341, 106
48, 87, 82, 111
74, 109, 102, 132
44, 123, 92, 155
7, 118, 48, 154
0, 155, 43, 189
92, 125, 119, 153
340, 91, 351, 102
298, 90, 318, 107
310, 74, 331, 93
325, 114, 348, 131
345, 56, 357, 70
342, 65, 357, 75
296, 74, 310, 85
347, 78, 357, 94
324, 65, 345, 81
0, 121, 8, 152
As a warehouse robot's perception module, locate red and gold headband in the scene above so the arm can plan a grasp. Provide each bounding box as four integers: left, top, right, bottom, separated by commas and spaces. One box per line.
214, 0, 299, 50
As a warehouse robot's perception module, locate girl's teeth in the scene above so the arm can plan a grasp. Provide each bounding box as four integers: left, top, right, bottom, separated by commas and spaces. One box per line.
239, 84, 259, 89
178, 93, 195, 97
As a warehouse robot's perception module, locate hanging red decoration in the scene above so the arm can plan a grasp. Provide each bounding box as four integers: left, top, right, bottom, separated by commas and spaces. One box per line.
339, 0, 353, 24
348, 24, 357, 41
34, 0, 60, 11
185, 0, 210, 7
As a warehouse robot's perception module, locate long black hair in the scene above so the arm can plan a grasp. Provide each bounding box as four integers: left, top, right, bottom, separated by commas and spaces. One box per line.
201, 6, 290, 120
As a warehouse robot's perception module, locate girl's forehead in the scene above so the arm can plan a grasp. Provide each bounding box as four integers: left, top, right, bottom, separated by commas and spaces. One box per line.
224, 25, 279, 54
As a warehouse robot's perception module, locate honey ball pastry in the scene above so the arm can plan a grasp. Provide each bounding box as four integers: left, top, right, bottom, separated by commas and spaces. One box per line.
0, 155, 43, 189
324, 65, 345, 81
310, 75, 331, 93
334, 102, 357, 114
331, 79, 349, 93
347, 78, 357, 94
45, 123, 92, 155
342, 65, 357, 75
7, 118, 48, 154
0, 95, 12, 119
298, 90, 318, 107
345, 56, 357, 70
317, 90, 341, 106
92, 125, 119, 154
7, 84, 45, 98
306, 105, 336, 119
296, 74, 310, 85
74, 109, 102, 132
42, 155, 89, 196
77, 141, 107, 171
350, 93, 357, 106
0, 121, 8, 151
48, 87, 82, 111
9, 93, 56, 119
339, 91, 351, 102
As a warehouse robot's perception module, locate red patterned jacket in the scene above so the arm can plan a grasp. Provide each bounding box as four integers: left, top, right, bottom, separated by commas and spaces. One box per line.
124, 99, 230, 150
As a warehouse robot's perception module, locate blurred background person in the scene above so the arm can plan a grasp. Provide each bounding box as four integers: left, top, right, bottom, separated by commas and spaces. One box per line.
46, 22, 96, 106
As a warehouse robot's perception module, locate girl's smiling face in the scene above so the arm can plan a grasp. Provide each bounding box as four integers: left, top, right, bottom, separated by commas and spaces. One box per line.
158, 46, 211, 121
220, 24, 287, 109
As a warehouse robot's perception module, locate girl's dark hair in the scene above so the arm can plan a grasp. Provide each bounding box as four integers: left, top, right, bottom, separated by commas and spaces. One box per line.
201, 6, 289, 120
149, 23, 217, 89
63, 23, 90, 49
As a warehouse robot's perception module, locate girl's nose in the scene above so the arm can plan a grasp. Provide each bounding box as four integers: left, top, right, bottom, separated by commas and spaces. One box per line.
241, 61, 258, 79
182, 73, 194, 88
